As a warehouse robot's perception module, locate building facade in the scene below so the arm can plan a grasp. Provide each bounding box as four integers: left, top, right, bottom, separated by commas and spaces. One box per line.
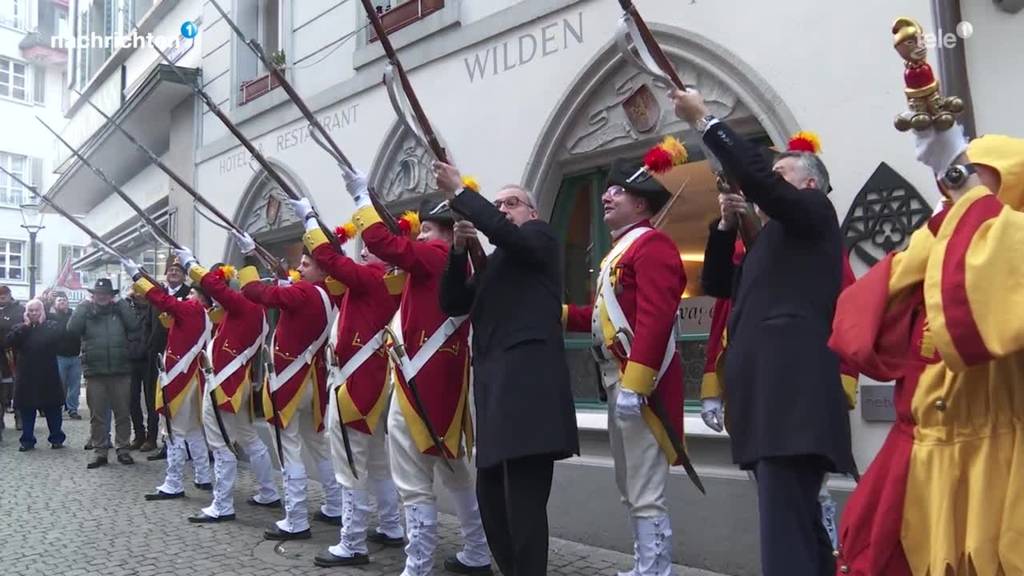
39, 0, 1024, 574
1, 0, 87, 302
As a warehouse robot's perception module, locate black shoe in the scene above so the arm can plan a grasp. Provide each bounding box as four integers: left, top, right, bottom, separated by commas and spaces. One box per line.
194, 482, 213, 491
87, 455, 108, 469
188, 512, 236, 524
69, 412, 82, 420
147, 445, 167, 461
18, 444, 35, 452
246, 496, 281, 508
128, 437, 146, 451
313, 510, 342, 526
51, 443, 65, 449
443, 556, 494, 575
117, 453, 135, 465
84, 442, 93, 450
263, 526, 311, 541
367, 530, 405, 548
313, 549, 370, 567
145, 490, 185, 501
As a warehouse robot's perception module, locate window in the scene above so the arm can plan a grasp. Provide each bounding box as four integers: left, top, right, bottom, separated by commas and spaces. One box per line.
0, 152, 30, 206
0, 240, 25, 282
0, 57, 28, 101
0, 0, 26, 29
368, 0, 445, 42
238, 0, 283, 105
32, 64, 45, 104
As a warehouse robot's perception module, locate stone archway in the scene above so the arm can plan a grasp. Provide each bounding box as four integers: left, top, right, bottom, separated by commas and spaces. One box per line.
223, 159, 312, 264
522, 22, 800, 216
367, 122, 445, 215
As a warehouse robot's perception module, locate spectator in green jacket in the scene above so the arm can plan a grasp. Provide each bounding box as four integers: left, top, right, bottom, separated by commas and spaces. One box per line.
67, 278, 140, 469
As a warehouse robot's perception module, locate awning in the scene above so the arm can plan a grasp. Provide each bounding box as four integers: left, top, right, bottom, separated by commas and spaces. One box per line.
44, 64, 199, 214
73, 198, 170, 271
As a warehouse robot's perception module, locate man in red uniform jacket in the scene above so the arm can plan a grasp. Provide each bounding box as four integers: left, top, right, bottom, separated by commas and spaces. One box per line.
288, 197, 405, 567
122, 259, 212, 501
229, 233, 343, 541
170, 247, 281, 523
344, 167, 491, 576
563, 159, 687, 576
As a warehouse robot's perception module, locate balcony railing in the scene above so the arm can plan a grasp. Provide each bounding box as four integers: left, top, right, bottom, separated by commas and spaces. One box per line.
368, 0, 444, 42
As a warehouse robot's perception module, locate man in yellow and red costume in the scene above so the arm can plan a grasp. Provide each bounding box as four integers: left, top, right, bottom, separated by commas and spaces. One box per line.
228, 232, 343, 540
342, 167, 491, 576
830, 124, 1024, 575
166, 247, 281, 523
286, 195, 405, 567
121, 258, 212, 501
563, 158, 687, 576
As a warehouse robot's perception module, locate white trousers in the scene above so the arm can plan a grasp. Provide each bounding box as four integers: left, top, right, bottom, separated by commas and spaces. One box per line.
327, 390, 394, 491
156, 380, 211, 494
607, 383, 669, 518
272, 382, 343, 533
200, 384, 280, 517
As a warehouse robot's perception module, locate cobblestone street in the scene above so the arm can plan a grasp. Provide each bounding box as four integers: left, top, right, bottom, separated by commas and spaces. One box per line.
0, 410, 728, 576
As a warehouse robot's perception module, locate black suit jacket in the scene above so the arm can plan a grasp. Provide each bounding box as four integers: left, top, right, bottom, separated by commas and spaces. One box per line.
440, 191, 579, 470
701, 121, 856, 475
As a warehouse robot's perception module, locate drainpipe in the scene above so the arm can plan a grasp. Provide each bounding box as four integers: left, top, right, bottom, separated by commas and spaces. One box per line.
931, 0, 977, 137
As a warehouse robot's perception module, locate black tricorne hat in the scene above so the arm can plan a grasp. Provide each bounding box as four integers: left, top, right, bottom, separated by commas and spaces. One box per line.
606, 158, 671, 213
418, 197, 454, 227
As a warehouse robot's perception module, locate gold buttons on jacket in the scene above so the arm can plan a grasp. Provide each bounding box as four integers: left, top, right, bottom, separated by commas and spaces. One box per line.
934, 399, 947, 411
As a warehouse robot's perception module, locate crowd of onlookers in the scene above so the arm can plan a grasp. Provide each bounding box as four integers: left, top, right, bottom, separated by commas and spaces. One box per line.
0, 265, 189, 464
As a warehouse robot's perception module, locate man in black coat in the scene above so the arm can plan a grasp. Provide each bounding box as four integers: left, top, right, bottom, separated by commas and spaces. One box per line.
0, 285, 26, 436
671, 89, 856, 576
435, 163, 579, 576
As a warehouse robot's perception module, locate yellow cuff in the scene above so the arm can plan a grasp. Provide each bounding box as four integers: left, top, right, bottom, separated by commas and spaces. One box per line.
621, 360, 658, 396
238, 265, 260, 288
384, 271, 407, 296
352, 204, 382, 234
303, 226, 330, 253
841, 374, 859, 410
208, 307, 226, 325
561, 305, 568, 329
187, 264, 209, 285
701, 372, 723, 400
158, 312, 174, 329
132, 277, 156, 295
325, 276, 348, 296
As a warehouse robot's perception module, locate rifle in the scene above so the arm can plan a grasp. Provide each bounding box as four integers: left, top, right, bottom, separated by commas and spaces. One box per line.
614, 1, 760, 247
74, 92, 288, 278
358, 0, 488, 272
0, 165, 161, 288
149, 44, 344, 253
206, 0, 400, 236
262, 342, 286, 468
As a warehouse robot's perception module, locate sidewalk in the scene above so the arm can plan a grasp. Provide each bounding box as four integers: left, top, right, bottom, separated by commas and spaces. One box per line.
0, 408, 730, 575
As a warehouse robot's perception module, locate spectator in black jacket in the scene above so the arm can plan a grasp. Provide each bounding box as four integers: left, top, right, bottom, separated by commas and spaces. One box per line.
126, 292, 157, 451
7, 299, 67, 451
1, 284, 26, 438
48, 292, 84, 420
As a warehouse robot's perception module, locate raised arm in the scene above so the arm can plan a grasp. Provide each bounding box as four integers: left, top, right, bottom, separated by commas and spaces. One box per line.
237, 265, 310, 310
188, 264, 252, 314
352, 205, 449, 277
131, 277, 191, 320
439, 250, 475, 316
450, 190, 553, 267
66, 301, 90, 336
303, 227, 381, 295
702, 222, 738, 298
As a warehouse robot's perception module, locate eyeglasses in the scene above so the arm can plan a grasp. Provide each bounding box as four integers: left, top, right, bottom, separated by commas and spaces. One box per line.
493, 196, 533, 210
603, 185, 627, 199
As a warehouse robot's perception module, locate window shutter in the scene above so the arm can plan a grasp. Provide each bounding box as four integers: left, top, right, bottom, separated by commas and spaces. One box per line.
33, 64, 45, 104
31, 157, 43, 193
34, 241, 43, 282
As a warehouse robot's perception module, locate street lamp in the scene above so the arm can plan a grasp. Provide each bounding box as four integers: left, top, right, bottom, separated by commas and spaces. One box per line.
20, 200, 45, 299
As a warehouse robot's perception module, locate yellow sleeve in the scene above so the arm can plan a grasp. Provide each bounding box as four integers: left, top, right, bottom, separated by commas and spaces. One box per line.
561, 305, 568, 329
621, 360, 658, 396
324, 276, 347, 296
187, 263, 209, 285
238, 265, 260, 288
132, 277, 156, 296
924, 186, 1024, 371
303, 227, 330, 253
351, 205, 382, 234
841, 374, 858, 410
701, 373, 723, 401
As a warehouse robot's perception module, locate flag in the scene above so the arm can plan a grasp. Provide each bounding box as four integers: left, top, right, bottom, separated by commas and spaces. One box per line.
55, 253, 83, 290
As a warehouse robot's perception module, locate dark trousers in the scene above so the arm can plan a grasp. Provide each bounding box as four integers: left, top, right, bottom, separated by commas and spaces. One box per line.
477, 455, 555, 576
19, 406, 66, 448
754, 456, 836, 576
130, 359, 159, 442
